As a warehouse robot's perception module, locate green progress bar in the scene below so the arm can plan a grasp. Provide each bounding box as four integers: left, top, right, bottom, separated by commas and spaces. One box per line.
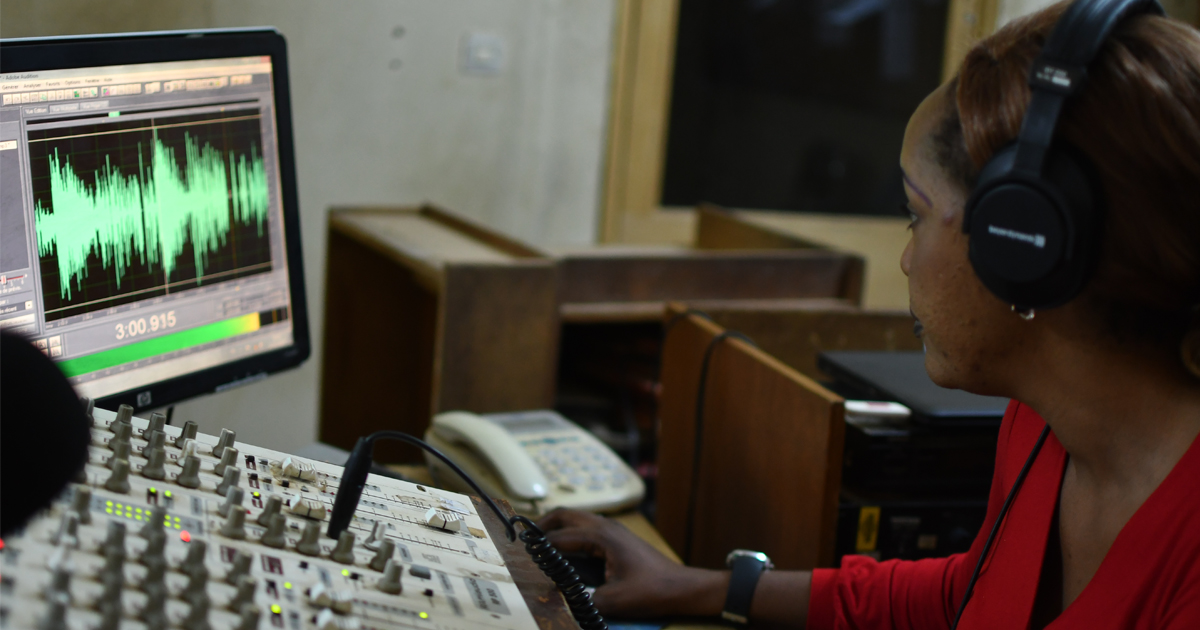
58, 313, 261, 378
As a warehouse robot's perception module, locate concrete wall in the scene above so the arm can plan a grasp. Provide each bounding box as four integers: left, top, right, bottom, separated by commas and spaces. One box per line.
2, 0, 616, 453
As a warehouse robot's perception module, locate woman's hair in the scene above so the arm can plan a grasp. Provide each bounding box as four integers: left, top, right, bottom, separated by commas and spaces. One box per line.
937, 1, 1200, 348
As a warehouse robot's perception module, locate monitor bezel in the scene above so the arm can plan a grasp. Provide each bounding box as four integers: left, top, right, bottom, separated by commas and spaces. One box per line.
1, 28, 311, 412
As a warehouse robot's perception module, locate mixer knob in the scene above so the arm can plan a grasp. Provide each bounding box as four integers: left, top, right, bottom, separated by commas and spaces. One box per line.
256, 495, 283, 527
220, 507, 247, 540
377, 559, 403, 595
108, 421, 132, 449
37, 593, 70, 630
289, 494, 327, 520
115, 404, 134, 426
140, 506, 168, 539
296, 520, 323, 557
97, 570, 124, 611
140, 585, 168, 629
108, 440, 132, 469
99, 545, 126, 583
101, 519, 128, 557
362, 521, 386, 550
52, 513, 80, 548
147, 411, 167, 436
225, 551, 253, 585
182, 569, 211, 607
228, 576, 257, 611
177, 455, 202, 489
180, 439, 201, 460
140, 530, 167, 568
260, 513, 288, 548
174, 420, 199, 448
218, 486, 245, 518
97, 599, 122, 630
143, 429, 167, 454
212, 429, 237, 459
368, 539, 395, 572
183, 593, 212, 630
82, 397, 96, 426
214, 447, 239, 477
69, 486, 93, 525
141, 446, 168, 480
330, 530, 357, 565
104, 459, 132, 494
235, 604, 261, 630
180, 540, 208, 578
44, 564, 72, 601
216, 467, 241, 496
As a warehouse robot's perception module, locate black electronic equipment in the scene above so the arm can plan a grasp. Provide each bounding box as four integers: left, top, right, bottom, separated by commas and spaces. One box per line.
836, 493, 988, 563
0, 29, 310, 413
960, 0, 1165, 311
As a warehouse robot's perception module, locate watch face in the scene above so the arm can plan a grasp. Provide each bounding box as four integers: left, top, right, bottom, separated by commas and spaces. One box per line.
725, 549, 772, 568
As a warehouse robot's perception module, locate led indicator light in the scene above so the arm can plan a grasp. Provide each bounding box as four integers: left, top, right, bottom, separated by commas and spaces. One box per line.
105, 508, 113, 514
341, 569, 350, 577
180, 531, 191, 543
419, 612, 429, 619
149, 488, 157, 493
270, 605, 282, 615
105, 501, 113, 507
165, 491, 172, 498
283, 582, 292, 590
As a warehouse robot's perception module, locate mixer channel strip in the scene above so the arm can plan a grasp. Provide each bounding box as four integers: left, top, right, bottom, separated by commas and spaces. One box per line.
0, 405, 541, 630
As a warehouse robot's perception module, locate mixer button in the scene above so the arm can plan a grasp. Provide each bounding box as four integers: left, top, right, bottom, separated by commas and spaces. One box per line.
260, 513, 289, 548
176, 455, 203, 489
378, 558, 404, 594
330, 530, 357, 565
368, 539, 395, 572
408, 565, 432, 580
256, 496, 283, 527
296, 520, 323, 556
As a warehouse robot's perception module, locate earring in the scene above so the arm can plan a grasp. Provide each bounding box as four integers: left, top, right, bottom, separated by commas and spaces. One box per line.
1181, 329, 1200, 379
1011, 305, 1036, 321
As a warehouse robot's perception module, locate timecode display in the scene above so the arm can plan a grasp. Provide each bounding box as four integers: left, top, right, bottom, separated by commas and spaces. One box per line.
115, 310, 176, 341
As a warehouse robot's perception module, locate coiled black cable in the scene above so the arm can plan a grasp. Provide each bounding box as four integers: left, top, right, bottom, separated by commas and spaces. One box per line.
512, 515, 608, 630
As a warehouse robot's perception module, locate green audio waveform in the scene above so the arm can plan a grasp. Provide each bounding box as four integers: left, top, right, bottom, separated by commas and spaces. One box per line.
34, 129, 269, 300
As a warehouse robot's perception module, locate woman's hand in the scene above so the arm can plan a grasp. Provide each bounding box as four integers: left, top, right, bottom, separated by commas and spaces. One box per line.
536, 508, 728, 619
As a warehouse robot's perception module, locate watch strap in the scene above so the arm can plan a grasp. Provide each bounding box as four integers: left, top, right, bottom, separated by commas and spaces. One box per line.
721, 555, 768, 624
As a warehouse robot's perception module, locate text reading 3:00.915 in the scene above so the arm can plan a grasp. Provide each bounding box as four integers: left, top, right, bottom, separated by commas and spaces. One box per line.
115, 310, 177, 340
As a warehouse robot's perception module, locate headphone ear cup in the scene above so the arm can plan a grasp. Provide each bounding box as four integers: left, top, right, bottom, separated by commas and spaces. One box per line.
964, 143, 1101, 309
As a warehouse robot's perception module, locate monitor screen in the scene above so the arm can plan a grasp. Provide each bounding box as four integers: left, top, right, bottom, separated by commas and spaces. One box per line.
1, 31, 309, 410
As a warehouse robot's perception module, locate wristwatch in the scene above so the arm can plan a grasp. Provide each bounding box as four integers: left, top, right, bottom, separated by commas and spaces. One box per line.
721, 549, 773, 624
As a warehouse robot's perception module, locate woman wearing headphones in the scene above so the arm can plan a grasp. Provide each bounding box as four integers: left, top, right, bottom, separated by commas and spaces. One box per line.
538, 0, 1200, 627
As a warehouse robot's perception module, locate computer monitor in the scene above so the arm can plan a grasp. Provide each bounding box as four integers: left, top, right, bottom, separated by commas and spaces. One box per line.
0, 29, 309, 412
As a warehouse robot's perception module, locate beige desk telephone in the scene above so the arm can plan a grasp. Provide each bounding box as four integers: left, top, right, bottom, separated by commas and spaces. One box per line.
423, 410, 645, 516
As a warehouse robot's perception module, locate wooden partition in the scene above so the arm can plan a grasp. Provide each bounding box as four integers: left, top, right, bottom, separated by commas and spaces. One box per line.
319, 205, 559, 462
655, 305, 846, 571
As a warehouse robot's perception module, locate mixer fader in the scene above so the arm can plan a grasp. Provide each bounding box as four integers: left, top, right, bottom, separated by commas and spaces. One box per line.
0, 404, 543, 630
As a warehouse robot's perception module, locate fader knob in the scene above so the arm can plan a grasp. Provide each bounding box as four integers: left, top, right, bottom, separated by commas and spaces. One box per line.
214, 447, 239, 477
52, 513, 80, 548
218, 487, 244, 518
225, 551, 252, 585
234, 604, 261, 630
369, 539, 395, 572
37, 593, 69, 630
115, 404, 134, 426
331, 530, 357, 564
104, 459, 132, 494
220, 507, 247, 540
183, 594, 212, 630
377, 559, 403, 594
108, 440, 132, 469
174, 421, 199, 448
102, 521, 127, 557
256, 495, 283, 527
216, 467, 240, 496
147, 411, 167, 436
296, 520, 323, 557
228, 576, 257, 611
180, 540, 208, 578
260, 513, 288, 548
177, 455, 202, 489
70, 485, 93, 525
212, 429, 237, 459
141, 446, 167, 480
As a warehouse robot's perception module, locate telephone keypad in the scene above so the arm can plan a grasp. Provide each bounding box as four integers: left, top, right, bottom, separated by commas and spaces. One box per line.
525, 434, 633, 491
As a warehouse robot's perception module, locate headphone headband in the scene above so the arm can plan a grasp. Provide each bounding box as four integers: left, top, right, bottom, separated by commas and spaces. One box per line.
1013, 0, 1164, 176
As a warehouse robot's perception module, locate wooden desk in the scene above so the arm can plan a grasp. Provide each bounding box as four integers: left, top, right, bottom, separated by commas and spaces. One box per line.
386, 465, 722, 630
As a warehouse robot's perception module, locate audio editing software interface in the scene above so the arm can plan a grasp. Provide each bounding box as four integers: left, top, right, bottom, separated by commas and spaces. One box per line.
0, 56, 296, 401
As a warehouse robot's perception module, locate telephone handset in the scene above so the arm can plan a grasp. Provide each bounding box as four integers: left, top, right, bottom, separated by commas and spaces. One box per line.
424, 410, 645, 516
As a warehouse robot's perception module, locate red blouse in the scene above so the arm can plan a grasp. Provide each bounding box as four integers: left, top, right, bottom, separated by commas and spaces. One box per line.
808, 401, 1200, 629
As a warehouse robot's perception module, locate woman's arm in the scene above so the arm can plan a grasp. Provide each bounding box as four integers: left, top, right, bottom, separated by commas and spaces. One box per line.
537, 509, 813, 626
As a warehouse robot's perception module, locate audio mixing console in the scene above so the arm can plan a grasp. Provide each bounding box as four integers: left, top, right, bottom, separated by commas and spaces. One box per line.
0, 404, 543, 630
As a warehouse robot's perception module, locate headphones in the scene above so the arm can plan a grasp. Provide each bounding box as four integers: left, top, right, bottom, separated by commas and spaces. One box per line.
961, 0, 1165, 311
